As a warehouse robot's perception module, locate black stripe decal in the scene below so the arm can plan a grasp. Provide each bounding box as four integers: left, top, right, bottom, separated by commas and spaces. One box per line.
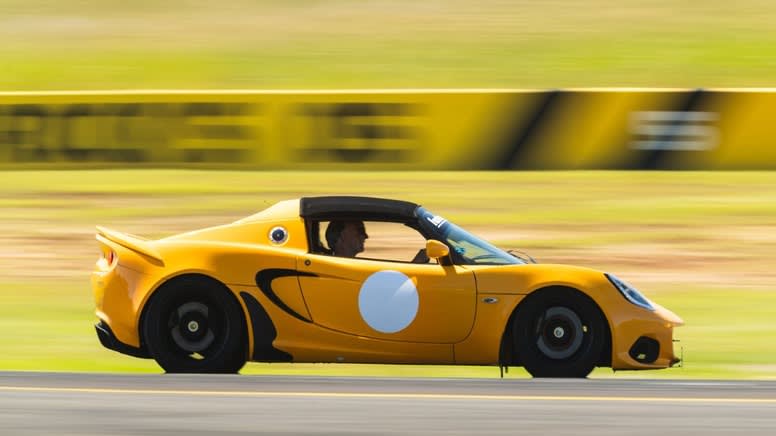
491, 90, 563, 170
255, 268, 317, 323
239, 291, 293, 362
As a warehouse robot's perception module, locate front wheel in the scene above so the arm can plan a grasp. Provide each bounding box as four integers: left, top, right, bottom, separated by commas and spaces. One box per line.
513, 288, 607, 378
142, 276, 247, 373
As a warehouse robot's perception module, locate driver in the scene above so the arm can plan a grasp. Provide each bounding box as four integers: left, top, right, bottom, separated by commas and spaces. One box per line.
326, 220, 368, 258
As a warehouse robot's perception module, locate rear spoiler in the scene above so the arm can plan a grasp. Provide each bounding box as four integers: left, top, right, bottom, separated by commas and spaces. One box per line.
96, 226, 164, 263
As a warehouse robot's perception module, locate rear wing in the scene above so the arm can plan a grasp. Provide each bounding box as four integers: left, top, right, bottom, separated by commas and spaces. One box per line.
96, 226, 164, 262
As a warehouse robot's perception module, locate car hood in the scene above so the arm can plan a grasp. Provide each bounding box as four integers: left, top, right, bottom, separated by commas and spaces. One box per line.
464, 263, 612, 295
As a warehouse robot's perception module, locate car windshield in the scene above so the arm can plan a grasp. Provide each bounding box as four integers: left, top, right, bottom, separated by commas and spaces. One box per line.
417, 207, 523, 265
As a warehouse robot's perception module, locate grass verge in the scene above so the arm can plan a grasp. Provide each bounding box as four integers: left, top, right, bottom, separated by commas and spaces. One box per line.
2, 1, 776, 89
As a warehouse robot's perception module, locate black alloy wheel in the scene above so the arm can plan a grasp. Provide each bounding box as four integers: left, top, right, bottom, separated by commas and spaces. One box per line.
513, 288, 606, 378
142, 276, 247, 373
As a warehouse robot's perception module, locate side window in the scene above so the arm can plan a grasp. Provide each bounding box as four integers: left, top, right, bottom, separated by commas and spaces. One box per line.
317, 220, 429, 263
361, 221, 428, 262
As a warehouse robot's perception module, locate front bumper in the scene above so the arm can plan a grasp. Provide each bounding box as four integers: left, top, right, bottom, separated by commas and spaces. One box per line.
95, 320, 150, 359
611, 303, 683, 370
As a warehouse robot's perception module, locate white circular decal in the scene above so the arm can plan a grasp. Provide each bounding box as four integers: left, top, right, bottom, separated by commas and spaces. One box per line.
358, 270, 419, 334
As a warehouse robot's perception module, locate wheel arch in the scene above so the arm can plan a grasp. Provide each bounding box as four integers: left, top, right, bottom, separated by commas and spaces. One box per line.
137, 272, 250, 358
499, 285, 612, 368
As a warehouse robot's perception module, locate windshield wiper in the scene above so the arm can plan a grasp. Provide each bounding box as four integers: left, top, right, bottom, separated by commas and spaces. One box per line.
507, 249, 537, 264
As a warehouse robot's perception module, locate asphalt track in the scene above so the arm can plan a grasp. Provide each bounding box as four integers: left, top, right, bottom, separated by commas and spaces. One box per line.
1, 372, 775, 435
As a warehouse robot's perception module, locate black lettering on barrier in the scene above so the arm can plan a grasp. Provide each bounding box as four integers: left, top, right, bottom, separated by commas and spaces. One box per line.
3, 105, 47, 161
183, 102, 250, 117
294, 102, 421, 163
61, 104, 92, 161
177, 103, 258, 163
11, 105, 46, 117
114, 104, 144, 156
184, 103, 222, 116
0, 102, 259, 163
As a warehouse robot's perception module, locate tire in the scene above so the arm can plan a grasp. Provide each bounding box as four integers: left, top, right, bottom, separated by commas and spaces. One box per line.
513, 288, 606, 378
142, 276, 247, 373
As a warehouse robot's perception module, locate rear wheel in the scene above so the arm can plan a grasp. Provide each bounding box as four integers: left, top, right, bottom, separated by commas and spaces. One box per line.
142, 276, 247, 373
513, 288, 606, 378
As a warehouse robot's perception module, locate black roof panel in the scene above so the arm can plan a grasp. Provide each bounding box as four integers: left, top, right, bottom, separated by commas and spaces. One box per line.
300, 196, 419, 221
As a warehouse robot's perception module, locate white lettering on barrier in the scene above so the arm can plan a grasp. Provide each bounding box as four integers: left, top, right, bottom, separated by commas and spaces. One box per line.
629, 111, 719, 151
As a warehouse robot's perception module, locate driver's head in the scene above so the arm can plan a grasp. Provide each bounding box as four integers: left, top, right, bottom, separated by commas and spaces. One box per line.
326, 220, 368, 257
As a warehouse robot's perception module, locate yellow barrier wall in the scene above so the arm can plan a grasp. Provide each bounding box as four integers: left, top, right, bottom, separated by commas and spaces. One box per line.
1, 89, 775, 169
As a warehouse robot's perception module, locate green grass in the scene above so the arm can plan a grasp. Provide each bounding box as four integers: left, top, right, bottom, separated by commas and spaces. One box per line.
1, 170, 776, 378
2, 1, 776, 90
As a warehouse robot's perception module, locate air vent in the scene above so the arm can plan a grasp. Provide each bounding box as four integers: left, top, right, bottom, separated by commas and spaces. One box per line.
629, 336, 660, 364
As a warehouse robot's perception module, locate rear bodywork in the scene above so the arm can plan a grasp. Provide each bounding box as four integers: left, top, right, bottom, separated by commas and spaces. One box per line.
92, 197, 683, 371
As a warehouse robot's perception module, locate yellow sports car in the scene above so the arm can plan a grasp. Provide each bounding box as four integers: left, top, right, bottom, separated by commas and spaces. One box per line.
92, 196, 683, 377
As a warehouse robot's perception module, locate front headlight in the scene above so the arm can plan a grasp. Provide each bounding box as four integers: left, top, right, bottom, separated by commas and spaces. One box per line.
605, 273, 655, 311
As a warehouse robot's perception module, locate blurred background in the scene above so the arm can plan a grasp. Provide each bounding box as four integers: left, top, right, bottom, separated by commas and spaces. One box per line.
1, 1, 776, 378
2, 0, 776, 90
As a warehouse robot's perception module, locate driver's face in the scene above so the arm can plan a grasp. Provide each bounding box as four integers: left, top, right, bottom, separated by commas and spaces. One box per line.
340, 221, 368, 256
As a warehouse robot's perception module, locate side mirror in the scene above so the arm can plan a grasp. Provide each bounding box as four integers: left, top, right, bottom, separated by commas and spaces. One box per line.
425, 239, 450, 259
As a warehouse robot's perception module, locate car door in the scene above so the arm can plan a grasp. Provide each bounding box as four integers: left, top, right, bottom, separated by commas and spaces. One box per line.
297, 253, 476, 344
